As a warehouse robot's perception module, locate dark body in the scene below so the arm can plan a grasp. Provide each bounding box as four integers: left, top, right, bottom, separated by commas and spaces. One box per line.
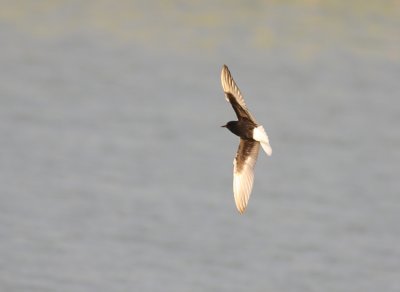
224, 120, 256, 140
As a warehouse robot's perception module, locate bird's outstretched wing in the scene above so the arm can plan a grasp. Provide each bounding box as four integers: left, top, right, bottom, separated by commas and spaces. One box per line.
233, 139, 260, 214
221, 65, 257, 123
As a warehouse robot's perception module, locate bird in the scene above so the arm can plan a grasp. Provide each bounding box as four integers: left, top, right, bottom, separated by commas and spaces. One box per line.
220, 65, 272, 214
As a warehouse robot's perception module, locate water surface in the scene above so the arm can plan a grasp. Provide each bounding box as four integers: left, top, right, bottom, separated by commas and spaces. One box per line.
1, 1, 399, 291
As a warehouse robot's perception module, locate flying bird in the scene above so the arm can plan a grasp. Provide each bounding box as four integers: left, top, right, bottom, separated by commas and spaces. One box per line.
221, 65, 272, 214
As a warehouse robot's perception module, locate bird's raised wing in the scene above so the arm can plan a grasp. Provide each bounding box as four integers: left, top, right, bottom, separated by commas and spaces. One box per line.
221, 65, 257, 123
233, 139, 260, 214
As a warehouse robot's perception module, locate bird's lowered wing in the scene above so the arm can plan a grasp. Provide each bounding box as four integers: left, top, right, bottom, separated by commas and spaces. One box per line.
221, 65, 257, 123
233, 139, 260, 214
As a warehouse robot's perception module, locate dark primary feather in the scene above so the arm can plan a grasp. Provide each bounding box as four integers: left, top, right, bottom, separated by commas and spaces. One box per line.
225, 93, 255, 122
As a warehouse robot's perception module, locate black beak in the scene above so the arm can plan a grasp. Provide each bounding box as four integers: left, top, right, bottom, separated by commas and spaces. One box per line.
221, 124, 227, 128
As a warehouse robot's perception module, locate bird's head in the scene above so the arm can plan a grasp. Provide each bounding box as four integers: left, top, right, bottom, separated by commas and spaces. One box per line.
221, 121, 237, 129
221, 121, 237, 131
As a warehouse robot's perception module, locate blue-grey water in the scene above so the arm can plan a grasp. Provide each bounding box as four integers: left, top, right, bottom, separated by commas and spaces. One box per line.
1, 1, 400, 291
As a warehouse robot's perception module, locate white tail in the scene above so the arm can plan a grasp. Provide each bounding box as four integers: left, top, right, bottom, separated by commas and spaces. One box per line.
253, 125, 272, 156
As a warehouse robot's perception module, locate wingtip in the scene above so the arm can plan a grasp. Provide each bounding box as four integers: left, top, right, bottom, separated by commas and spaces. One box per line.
235, 200, 246, 214
221, 64, 229, 80
221, 65, 233, 93
234, 188, 249, 215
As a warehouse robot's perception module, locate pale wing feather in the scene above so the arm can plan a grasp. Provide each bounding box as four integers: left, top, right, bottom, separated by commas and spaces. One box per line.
221, 65, 246, 106
233, 142, 260, 214
221, 65, 257, 123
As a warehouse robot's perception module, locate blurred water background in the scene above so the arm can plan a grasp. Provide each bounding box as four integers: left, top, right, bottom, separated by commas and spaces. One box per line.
1, 1, 400, 291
